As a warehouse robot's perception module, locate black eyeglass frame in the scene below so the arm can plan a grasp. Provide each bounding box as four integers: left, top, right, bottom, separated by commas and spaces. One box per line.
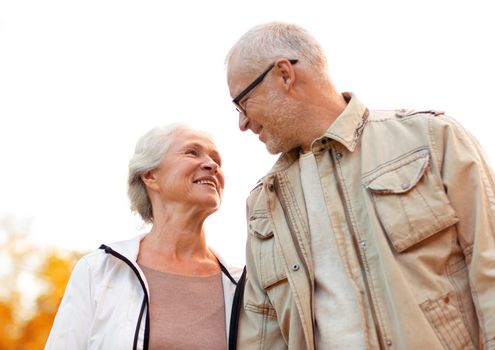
232, 59, 298, 114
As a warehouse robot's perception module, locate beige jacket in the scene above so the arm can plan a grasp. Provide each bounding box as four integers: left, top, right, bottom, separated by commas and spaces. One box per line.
237, 93, 495, 349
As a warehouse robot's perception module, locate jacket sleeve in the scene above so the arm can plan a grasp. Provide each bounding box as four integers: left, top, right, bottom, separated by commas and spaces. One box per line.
44, 257, 93, 350
433, 116, 495, 349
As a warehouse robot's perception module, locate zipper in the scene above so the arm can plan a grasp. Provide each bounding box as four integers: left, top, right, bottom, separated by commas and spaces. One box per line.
272, 175, 316, 349
330, 148, 388, 349
99, 244, 150, 350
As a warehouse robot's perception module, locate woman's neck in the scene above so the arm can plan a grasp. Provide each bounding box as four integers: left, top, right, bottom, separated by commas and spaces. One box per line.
137, 208, 219, 276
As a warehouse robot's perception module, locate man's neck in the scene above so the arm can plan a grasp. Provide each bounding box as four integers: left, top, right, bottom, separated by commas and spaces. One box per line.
299, 91, 348, 152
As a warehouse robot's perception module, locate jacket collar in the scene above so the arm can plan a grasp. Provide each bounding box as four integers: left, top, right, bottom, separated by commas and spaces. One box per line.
323, 92, 369, 152
105, 233, 242, 282
106, 232, 147, 262
267, 92, 368, 175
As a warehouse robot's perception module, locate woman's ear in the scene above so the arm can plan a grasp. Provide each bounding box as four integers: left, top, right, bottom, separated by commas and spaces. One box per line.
141, 170, 159, 192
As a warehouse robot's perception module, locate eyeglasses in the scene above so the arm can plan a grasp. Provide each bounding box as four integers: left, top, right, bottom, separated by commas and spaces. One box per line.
232, 59, 298, 115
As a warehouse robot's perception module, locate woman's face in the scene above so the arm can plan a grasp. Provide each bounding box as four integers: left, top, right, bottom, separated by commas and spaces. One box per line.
149, 129, 225, 213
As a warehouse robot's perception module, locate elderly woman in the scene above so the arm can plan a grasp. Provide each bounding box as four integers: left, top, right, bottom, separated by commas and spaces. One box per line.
45, 124, 242, 350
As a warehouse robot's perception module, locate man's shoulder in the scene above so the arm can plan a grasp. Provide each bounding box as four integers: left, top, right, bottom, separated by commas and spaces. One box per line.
246, 174, 277, 216
249, 178, 264, 193
365, 109, 455, 139
246, 178, 265, 206
369, 109, 446, 121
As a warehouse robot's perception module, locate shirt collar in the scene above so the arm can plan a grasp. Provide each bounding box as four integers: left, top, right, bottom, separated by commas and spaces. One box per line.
321, 92, 369, 152
268, 92, 368, 174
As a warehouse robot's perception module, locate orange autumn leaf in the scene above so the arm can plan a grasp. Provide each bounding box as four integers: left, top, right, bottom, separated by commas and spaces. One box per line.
0, 225, 83, 350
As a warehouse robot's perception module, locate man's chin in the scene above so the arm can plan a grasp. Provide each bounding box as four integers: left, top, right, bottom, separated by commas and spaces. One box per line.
265, 141, 283, 155
266, 147, 282, 155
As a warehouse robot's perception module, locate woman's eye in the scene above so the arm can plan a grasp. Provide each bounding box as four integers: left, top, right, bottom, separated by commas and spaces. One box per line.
186, 149, 199, 156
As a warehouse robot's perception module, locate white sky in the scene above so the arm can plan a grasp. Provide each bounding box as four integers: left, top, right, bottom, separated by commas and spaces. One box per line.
1, 0, 494, 266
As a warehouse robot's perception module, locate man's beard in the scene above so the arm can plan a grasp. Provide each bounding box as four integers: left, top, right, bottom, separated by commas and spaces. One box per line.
263, 91, 302, 154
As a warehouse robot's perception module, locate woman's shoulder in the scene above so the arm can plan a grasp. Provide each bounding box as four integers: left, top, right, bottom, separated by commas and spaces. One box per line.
209, 246, 244, 282
76, 233, 145, 270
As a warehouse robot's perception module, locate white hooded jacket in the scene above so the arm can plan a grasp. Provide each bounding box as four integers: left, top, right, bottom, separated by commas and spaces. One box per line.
44, 234, 243, 350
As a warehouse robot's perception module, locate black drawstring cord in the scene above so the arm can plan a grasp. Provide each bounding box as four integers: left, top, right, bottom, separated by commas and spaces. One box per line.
99, 244, 150, 350
100, 245, 242, 350
218, 260, 238, 285
228, 266, 246, 350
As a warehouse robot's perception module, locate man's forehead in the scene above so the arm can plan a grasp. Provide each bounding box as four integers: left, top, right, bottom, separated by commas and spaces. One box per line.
227, 58, 252, 96
227, 57, 243, 80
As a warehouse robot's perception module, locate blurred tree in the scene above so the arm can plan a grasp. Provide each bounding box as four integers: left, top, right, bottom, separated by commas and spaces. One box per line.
0, 300, 17, 349
0, 218, 82, 350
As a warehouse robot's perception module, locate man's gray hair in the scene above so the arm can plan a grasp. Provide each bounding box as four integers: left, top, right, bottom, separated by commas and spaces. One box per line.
128, 123, 190, 223
226, 21, 328, 75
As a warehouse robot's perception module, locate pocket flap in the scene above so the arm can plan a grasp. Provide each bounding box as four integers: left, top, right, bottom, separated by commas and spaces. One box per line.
248, 216, 274, 240
364, 150, 430, 194
362, 149, 458, 252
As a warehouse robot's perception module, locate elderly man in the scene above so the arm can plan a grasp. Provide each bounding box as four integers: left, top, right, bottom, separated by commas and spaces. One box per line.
226, 22, 495, 349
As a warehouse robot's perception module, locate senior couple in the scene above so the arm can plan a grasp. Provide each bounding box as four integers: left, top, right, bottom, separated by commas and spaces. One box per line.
46, 22, 495, 350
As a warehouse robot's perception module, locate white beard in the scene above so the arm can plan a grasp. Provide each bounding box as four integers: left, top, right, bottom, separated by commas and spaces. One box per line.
263, 91, 304, 154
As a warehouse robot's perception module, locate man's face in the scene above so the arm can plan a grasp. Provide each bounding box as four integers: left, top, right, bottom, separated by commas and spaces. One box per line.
227, 57, 302, 154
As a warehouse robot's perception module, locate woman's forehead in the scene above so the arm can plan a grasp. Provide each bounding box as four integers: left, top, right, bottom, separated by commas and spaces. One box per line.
172, 129, 217, 150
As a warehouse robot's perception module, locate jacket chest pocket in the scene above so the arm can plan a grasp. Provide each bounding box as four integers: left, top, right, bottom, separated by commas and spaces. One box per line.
362, 149, 459, 252
248, 214, 287, 289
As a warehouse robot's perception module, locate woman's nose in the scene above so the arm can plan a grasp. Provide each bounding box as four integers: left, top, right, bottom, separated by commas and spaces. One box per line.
200, 159, 218, 172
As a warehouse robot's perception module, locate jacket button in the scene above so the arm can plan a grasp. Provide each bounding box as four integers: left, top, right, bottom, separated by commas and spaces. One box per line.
386, 339, 393, 346
335, 152, 343, 160
291, 264, 300, 271
268, 183, 275, 192
401, 182, 410, 190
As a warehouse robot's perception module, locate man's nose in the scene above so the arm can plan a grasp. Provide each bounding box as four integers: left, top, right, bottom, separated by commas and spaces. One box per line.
239, 112, 249, 131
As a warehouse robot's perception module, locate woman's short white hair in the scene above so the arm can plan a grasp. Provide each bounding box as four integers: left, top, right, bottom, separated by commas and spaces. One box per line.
128, 123, 191, 223
226, 21, 328, 76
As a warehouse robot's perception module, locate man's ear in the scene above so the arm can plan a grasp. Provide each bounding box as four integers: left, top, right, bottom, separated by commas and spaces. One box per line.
141, 170, 159, 192
274, 58, 296, 90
